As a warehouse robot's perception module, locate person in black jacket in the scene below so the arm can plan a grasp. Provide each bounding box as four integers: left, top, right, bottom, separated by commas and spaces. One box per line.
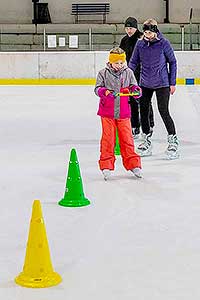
120, 17, 154, 138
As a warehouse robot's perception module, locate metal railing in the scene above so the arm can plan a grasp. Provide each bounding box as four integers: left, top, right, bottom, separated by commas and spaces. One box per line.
188, 7, 200, 50
0, 23, 200, 52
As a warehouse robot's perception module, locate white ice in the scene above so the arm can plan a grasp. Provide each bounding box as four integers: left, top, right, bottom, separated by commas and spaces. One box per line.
0, 85, 200, 300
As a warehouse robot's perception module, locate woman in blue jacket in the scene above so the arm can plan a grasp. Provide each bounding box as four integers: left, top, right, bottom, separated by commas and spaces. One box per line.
129, 19, 179, 159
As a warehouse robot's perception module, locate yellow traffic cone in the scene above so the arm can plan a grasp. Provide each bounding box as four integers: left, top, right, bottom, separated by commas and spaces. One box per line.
15, 200, 62, 288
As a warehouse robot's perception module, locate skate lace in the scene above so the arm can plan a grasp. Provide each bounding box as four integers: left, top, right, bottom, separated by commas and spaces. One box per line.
168, 143, 178, 152
167, 136, 178, 152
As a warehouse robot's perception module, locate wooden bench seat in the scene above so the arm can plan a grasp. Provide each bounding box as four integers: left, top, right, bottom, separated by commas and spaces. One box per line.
72, 3, 110, 23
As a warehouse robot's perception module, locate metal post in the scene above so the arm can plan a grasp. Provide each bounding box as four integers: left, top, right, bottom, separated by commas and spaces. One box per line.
189, 7, 193, 50
88, 27, 92, 51
43, 27, 46, 51
32, 0, 39, 24
180, 25, 184, 51
0, 27, 1, 52
164, 0, 170, 23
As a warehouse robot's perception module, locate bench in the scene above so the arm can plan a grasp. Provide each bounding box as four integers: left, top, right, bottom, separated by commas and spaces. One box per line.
72, 3, 110, 23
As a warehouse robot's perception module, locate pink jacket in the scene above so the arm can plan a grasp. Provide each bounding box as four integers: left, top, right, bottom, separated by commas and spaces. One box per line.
94, 63, 138, 119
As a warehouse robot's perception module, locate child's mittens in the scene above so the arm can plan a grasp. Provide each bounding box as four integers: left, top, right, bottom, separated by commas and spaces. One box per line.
131, 85, 142, 99
98, 87, 107, 98
98, 87, 114, 99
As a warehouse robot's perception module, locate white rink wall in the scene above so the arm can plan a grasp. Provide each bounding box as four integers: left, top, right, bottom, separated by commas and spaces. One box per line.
0, 51, 200, 79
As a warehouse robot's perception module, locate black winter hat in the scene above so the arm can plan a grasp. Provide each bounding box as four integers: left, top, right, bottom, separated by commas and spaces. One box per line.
124, 17, 138, 29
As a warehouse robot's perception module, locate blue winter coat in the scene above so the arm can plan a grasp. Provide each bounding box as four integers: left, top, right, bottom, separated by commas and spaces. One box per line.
128, 32, 177, 89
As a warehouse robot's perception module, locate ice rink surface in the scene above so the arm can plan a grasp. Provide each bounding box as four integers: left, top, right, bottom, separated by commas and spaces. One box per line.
0, 85, 200, 299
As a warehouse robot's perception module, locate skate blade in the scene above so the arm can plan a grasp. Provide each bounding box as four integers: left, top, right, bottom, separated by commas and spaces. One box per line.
137, 150, 152, 157
133, 173, 143, 178
102, 171, 111, 181
166, 154, 180, 160
166, 151, 180, 160
130, 169, 143, 178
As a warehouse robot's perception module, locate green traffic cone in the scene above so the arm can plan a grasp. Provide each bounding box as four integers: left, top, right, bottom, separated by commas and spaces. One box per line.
58, 148, 90, 207
114, 130, 121, 155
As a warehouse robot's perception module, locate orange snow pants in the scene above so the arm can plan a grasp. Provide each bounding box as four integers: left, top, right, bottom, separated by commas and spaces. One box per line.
99, 117, 141, 171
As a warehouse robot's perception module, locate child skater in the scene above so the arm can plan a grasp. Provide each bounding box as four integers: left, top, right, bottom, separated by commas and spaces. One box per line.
94, 47, 142, 180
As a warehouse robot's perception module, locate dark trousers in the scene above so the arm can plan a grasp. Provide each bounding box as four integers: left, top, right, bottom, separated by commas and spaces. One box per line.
140, 86, 176, 135
130, 97, 154, 129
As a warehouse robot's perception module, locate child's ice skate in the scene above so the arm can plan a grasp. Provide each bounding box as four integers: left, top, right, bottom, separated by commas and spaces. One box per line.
130, 167, 142, 178
137, 133, 152, 157
102, 169, 111, 181
165, 134, 180, 160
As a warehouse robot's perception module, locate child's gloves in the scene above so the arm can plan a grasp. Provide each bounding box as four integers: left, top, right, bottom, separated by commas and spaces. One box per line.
98, 87, 114, 99
98, 87, 107, 98
131, 85, 142, 99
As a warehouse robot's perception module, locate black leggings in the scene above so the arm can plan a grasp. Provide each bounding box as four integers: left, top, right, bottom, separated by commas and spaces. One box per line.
130, 97, 154, 129
140, 87, 176, 135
